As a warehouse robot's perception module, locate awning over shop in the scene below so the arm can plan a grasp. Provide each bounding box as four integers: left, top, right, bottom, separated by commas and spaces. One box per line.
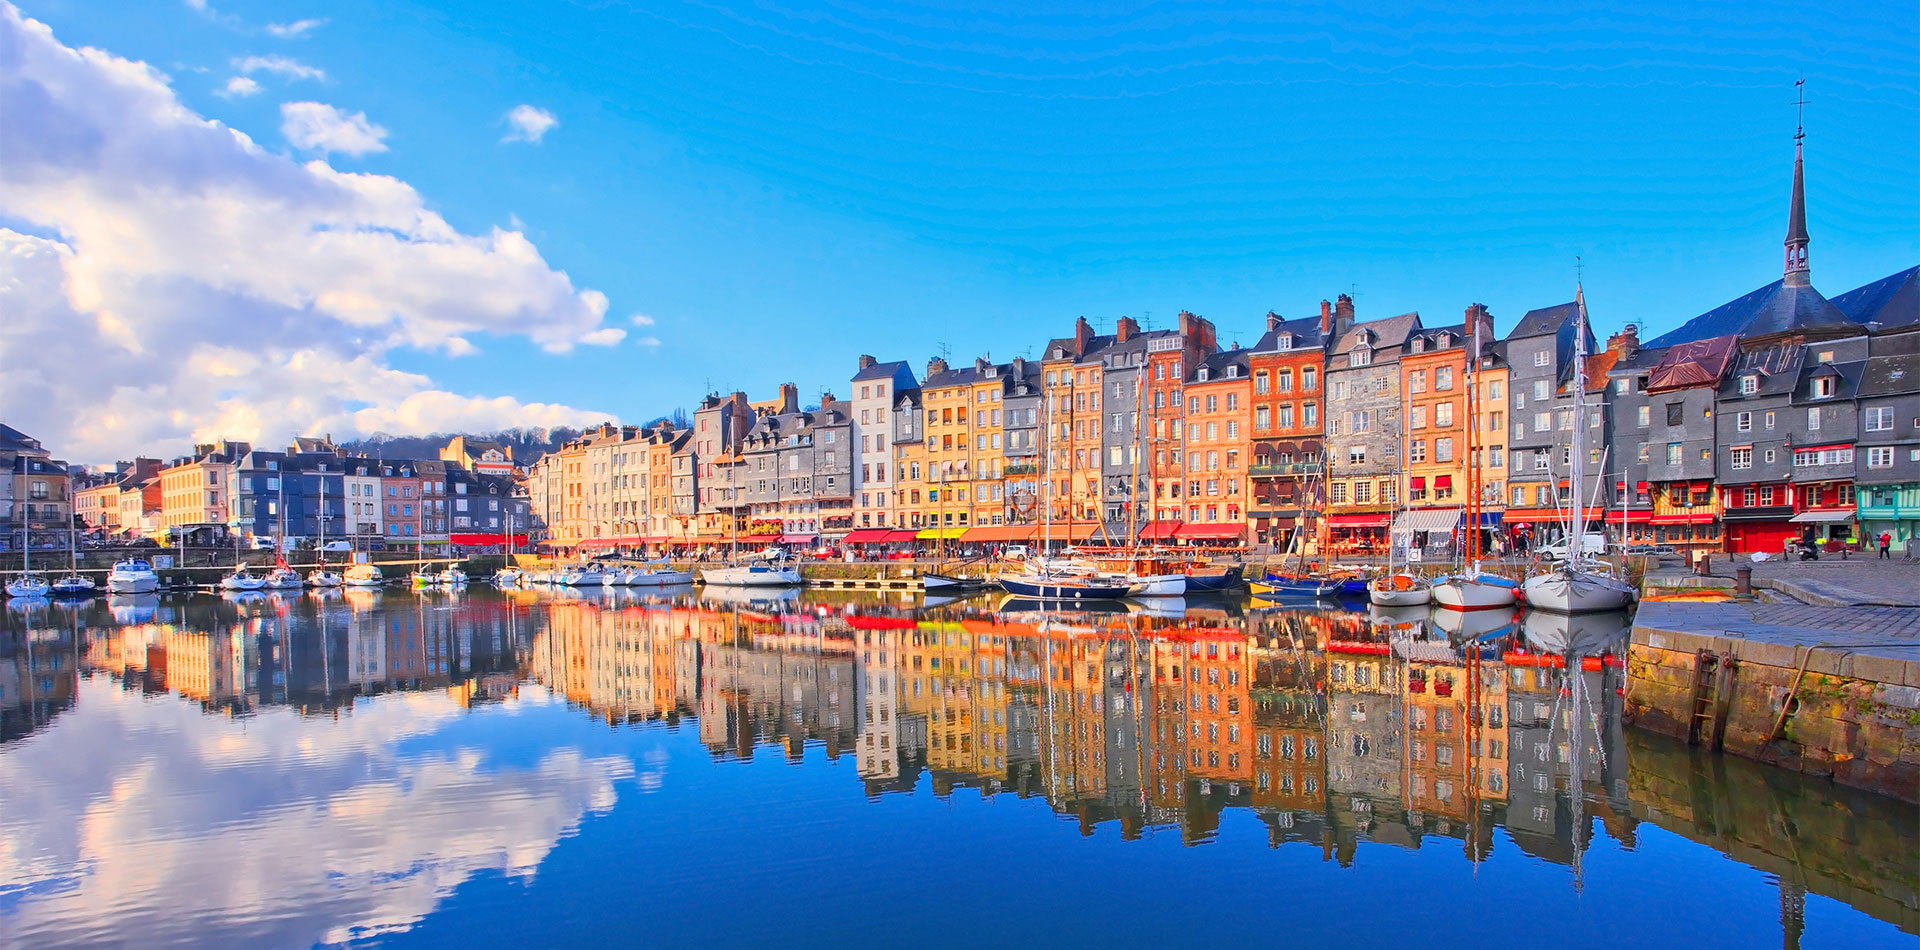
779, 534, 817, 544
1177, 522, 1245, 540
1328, 513, 1390, 528
1434, 475, 1453, 489
1499, 507, 1606, 525
882, 530, 922, 542
1393, 507, 1461, 534
449, 533, 530, 546
1789, 509, 1855, 523
1139, 522, 1183, 540
916, 526, 967, 540
960, 525, 1036, 542
1649, 513, 1715, 526
841, 529, 893, 543
741, 533, 781, 543
1409, 476, 1426, 491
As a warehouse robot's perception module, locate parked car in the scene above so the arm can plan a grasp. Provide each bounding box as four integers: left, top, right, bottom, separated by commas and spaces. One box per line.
250, 537, 278, 551
318, 540, 353, 552
1002, 544, 1032, 561
1624, 543, 1677, 556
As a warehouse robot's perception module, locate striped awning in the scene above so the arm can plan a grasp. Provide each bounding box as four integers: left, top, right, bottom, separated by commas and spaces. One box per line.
1393, 507, 1462, 534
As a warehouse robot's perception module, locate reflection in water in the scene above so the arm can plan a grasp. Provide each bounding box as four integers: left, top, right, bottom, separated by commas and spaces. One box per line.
1, 590, 1912, 948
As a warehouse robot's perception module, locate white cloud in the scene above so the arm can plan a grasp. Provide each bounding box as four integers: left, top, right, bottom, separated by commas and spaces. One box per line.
265, 17, 327, 38
280, 101, 387, 155
578, 327, 627, 347
501, 104, 557, 144
628, 313, 655, 326
634, 336, 663, 348
0, 6, 625, 463
235, 53, 325, 82
216, 75, 260, 97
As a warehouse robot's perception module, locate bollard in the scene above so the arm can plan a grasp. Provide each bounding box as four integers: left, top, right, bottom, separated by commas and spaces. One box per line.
1735, 565, 1752, 597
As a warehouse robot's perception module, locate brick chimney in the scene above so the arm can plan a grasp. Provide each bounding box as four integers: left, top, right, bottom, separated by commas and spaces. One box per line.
975, 356, 991, 374
778, 382, 798, 413
1464, 303, 1493, 350
1319, 300, 1333, 338
927, 356, 948, 377
1334, 294, 1355, 338
1266, 311, 1283, 332
857, 354, 876, 371
1116, 316, 1139, 342
1606, 323, 1640, 362
820, 391, 836, 406
1073, 316, 1095, 355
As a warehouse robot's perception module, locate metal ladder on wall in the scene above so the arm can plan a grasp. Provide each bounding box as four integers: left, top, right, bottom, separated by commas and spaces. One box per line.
1685, 648, 1738, 749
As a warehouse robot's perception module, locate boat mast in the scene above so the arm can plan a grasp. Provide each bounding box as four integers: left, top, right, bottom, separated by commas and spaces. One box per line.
1569, 282, 1591, 556
1464, 310, 1481, 567
1127, 363, 1146, 564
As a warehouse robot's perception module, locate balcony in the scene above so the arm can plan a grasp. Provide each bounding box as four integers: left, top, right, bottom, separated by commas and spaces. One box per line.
1002, 463, 1039, 476
1249, 462, 1324, 478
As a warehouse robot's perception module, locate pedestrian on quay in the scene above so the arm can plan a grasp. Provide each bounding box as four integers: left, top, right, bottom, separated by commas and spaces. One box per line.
1880, 531, 1893, 560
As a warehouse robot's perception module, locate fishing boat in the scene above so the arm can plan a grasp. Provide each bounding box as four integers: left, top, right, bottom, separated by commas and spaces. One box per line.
344, 563, 384, 588
1519, 282, 1635, 614
107, 558, 161, 594
1369, 571, 1432, 607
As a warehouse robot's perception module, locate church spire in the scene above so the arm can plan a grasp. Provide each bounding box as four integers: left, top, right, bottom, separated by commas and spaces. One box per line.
1784, 79, 1810, 287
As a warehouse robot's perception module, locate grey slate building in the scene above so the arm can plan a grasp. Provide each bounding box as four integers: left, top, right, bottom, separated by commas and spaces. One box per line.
1501, 300, 1587, 521
1640, 335, 1738, 554
999, 358, 1043, 526
850, 357, 919, 531
1323, 304, 1420, 544
1094, 318, 1172, 532
891, 388, 924, 526
1831, 266, 1920, 551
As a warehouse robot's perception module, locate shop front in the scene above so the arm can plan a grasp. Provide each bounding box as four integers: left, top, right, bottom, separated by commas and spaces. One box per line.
1325, 512, 1388, 554
1857, 483, 1919, 553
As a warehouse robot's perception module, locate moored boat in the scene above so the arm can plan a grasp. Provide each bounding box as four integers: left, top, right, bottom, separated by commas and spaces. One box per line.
494, 566, 524, 586
997, 571, 1131, 600
107, 558, 161, 594
1520, 563, 1635, 613
1126, 573, 1188, 597
701, 560, 802, 587
51, 574, 97, 597
628, 566, 694, 586
344, 564, 385, 588
1182, 564, 1245, 592
437, 566, 469, 587
220, 569, 266, 591
7, 573, 52, 598
263, 567, 304, 590
1251, 574, 1339, 598
1432, 571, 1519, 610
1368, 572, 1432, 607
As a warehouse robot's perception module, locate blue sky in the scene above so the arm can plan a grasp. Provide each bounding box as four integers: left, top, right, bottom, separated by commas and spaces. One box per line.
7, 0, 1917, 456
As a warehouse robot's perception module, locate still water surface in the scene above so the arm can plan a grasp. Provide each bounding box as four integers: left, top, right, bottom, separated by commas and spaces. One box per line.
1, 588, 1913, 949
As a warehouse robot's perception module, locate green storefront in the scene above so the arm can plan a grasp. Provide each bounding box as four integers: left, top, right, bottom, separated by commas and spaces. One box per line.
1856, 483, 1919, 552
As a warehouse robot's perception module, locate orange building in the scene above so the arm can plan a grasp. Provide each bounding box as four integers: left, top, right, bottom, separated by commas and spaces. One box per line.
1037, 318, 1110, 544
1248, 309, 1333, 550
1178, 348, 1254, 542
1143, 312, 1219, 537
1178, 629, 1253, 784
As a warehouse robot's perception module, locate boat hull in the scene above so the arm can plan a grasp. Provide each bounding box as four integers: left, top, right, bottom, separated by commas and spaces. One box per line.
221, 576, 265, 591
107, 575, 159, 594
1520, 570, 1635, 613
1127, 574, 1189, 597
1432, 575, 1518, 610
1368, 585, 1432, 607
1183, 566, 1245, 592
997, 576, 1131, 599
628, 570, 694, 586
1252, 575, 1338, 597
308, 572, 342, 588
702, 567, 803, 587
7, 578, 52, 598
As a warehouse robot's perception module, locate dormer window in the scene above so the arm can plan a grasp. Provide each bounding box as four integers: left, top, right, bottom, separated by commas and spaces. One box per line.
1351, 346, 1372, 367
1411, 338, 1426, 353
1739, 375, 1758, 395
1812, 377, 1836, 398
1275, 333, 1292, 351
1197, 367, 1210, 381
1225, 365, 1239, 379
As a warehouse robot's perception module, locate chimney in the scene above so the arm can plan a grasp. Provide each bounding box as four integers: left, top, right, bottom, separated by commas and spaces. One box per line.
1464, 303, 1493, 351
779, 383, 798, 413
1320, 300, 1333, 337
1011, 356, 1026, 377
976, 356, 991, 374
821, 391, 836, 406
1074, 316, 1095, 355
858, 354, 876, 371
1334, 294, 1355, 338
927, 357, 948, 377
1607, 324, 1640, 362
1116, 316, 1139, 342
1266, 311, 1282, 333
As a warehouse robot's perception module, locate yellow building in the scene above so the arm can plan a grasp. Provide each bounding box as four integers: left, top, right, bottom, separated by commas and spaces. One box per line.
159, 445, 241, 534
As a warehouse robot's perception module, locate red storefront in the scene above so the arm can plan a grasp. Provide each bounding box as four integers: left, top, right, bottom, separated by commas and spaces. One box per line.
1721, 482, 1795, 554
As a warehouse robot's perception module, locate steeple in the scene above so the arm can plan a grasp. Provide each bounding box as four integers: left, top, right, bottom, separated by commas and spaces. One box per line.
1784, 80, 1810, 287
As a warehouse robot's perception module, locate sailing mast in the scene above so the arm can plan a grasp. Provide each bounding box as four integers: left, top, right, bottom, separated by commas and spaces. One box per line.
1569, 284, 1592, 554
1464, 308, 1482, 567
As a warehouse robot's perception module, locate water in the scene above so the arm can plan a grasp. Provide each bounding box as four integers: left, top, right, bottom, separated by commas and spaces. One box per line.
1, 588, 1913, 950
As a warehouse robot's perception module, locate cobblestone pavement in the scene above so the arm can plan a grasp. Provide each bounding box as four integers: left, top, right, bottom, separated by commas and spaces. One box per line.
1694, 553, 1920, 607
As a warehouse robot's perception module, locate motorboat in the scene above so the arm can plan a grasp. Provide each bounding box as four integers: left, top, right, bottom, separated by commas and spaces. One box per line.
7, 573, 51, 598
1126, 573, 1189, 597
494, 566, 524, 586
1432, 570, 1519, 610
437, 566, 469, 587
308, 568, 342, 588
220, 569, 266, 591
560, 565, 607, 587
1521, 560, 1636, 613
1251, 574, 1339, 598
627, 565, 695, 586
51, 574, 97, 597
1368, 573, 1432, 607
344, 564, 385, 588
701, 560, 802, 587
107, 558, 161, 594
263, 567, 305, 590
996, 570, 1131, 600
1182, 564, 1245, 592
410, 568, 439, 589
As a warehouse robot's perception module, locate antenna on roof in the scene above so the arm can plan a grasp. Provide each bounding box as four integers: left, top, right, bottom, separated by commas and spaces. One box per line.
1143, 310, 1153, 331
937, 341, 951, 361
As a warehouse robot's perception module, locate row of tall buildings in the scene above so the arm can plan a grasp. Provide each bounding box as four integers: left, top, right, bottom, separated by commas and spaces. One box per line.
529, 136, 1918, 556
55, 435, 529, 551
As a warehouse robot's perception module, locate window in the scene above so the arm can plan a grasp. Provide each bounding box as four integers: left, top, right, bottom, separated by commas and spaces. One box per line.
1435, 367, 1453, 390
1533, 380, 1550, 400
1665, 403, 1683, 426
1793, 447, 1853, 467
1409, 440, 1426, 462
1348, 447, 1366, 465
1736, 411, 1751, 432
1409, 370, 1427, 393
1411, 406, 1427, 429
1739, 375, 1758, 395
1667, 443, 1682, 465
1807, 408, 1820, 431
1435, 438, 1454, 463
1534, 350, 1549, 367
1330, 482, 1348, 503
1866, 407, 1894, 431
1534, 412, 1550, 432
1812, 377, 1836, 398
1278, 405, 1294, 428
1729, 447, 1751, 470
1255, 406, 1270, 430
1303, 403, 1317, 427
1351, 348, 1371, 366
1302, 367, 1316, 390
1489, 445, 1504, 467
1352, 410, 1371, 432
1512, 485, 1526, 506
1354, 481, 1372, 503
1435, 402, 1453, 427
1255, 371, 1269, 394
1868, 446, 1894, 469
1637, 405, 1649, 428
1332, 380, 1348, 400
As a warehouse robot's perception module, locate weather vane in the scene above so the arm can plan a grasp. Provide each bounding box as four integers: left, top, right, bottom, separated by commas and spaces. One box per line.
1792, 77, 1808, 141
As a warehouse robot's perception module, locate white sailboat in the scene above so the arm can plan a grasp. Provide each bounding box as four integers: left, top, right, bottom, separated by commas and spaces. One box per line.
344, 563, 385, 587
1522, 282, 1636, 613
51, 519, 96, 596
1371, 426, 1430, 606
626, 562, 694, 586
494, 510, 524, 586
221, 521, 264, 590
6, 527, 50, 598
1434, 302, 1518, 611
308, 478, 341, 587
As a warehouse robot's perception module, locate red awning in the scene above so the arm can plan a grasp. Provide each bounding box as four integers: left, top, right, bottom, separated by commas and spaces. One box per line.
1410, 477, 1426, 490
1649, 513, 1715, 525
1434, 475, 1452, 489
883, 530, 922, 542
1329, 514, 1389, 528
847, 615, 919, 630
1177, 522, 1245, 540
1139, 522, 1183, 540
741, 533, 781, 543
1637, 481, 1649, 491
961, 525, 1036, 542
449, 533, 529, 546
842, 529, 893, 543
779, 534, 817, 544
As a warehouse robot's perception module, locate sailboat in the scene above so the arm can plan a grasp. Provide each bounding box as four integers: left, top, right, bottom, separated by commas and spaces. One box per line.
1252, 483, 1337, 598
221, 520, 265, 590
1521, 282, 1636, 613
701, 488, 801, 587
308, 478, 341, 587
6, 526, 51, 598
997, 372, 1130, 601
259, 477, 303, 588
1434, 304, 1519, 611
51, 518, 96, 597
1371, 436, 1430, 606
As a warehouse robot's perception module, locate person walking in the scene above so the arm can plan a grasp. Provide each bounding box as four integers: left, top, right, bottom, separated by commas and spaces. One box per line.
1880, 531, 1893, 560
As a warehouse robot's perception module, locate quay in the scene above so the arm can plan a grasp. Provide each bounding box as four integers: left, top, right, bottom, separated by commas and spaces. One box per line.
1629, 556, 1920, 803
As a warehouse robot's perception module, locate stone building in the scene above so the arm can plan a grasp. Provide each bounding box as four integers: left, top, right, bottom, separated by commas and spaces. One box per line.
850, 356, 919, 531
1323, 301, 1419, 550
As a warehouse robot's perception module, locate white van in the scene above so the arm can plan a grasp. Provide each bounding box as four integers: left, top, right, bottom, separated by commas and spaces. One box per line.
1539, 532, 1608, 560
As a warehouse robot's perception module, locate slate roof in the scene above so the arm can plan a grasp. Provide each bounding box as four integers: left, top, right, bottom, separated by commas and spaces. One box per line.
1790, 358, 1865, 405
1856, 353, 1920, 398
1643, 279, 1859, 349
1331, 312, 1421, 363
1509, 302, 1577, 339
852, 359, 911, 382
1717, 341, 1804, 400
1829, 265, 1919, 331
1645, 335, 1739, 393
1251, 314, 1326, 353
0, 424, 44, 453
1190, 348, 1252, 382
